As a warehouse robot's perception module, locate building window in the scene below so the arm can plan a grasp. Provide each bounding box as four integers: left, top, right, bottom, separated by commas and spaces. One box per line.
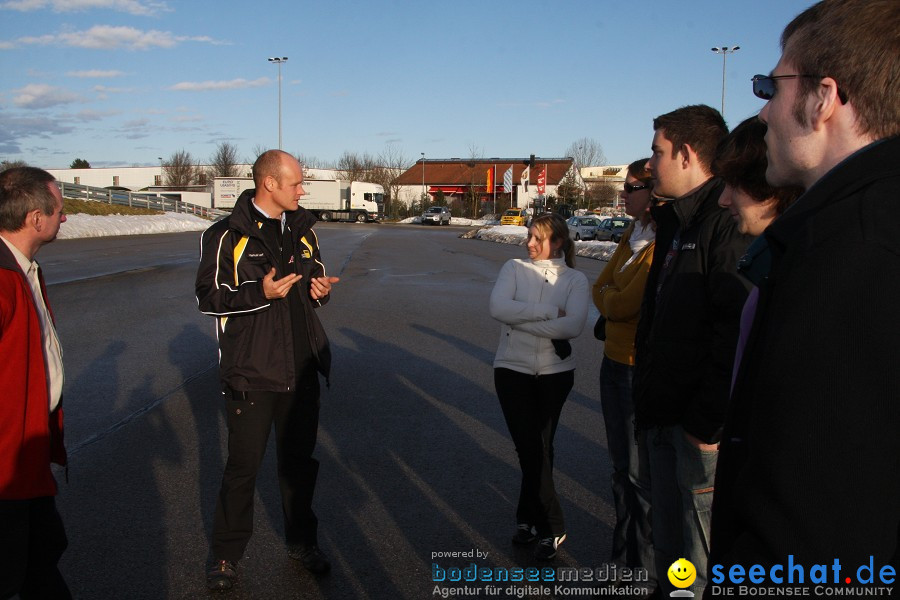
74, 177, 80, 184
113, 176, 120, 186
154, 175, 161, 186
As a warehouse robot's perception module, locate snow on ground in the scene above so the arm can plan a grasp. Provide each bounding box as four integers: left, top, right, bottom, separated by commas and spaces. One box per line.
58, 212, 212, 239
400, 216, 615, 261
58, 212, 616, 262
471, 224, 618, 262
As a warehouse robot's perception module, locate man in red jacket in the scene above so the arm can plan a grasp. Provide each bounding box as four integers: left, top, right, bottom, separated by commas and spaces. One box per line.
0, 166, 70, 599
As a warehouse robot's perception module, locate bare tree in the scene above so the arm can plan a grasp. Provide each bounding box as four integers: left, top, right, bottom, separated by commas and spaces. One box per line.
374, 143, 411, 218
207, 142, 242, 178
465, 143, 485, 218
1, 159, 28, 172
586, 181, 619, 211
162, 149, 199, 188
294, 153, 330, 179
565, 137, 606, 169
335, 151, 378, 182
563, 138, 607, 209
250, 144, 268, 163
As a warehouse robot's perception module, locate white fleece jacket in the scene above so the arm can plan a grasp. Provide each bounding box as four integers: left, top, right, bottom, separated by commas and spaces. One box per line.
489, 257, 589, 376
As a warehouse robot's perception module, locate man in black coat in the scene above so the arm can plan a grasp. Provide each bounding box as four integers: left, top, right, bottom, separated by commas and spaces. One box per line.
632, 105, 753, 596
707, 0, 900, 594
196, 150, 339, 590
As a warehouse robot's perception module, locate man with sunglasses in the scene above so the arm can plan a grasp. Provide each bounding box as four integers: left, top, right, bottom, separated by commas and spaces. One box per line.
632, 105, 754, 596
707, 0, 900, 593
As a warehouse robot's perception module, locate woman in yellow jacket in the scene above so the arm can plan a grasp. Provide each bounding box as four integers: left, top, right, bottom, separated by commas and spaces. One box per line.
592, 158, 656, 586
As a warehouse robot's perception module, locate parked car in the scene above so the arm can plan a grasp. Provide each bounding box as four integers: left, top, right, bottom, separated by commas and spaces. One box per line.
421, 206, 451, 225
500, 208, 529, 226
566, 215, 603, 240
594, 217, 633, 242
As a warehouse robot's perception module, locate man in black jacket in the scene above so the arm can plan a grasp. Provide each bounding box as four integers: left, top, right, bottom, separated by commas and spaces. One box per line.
707, 1, 900, 594
632, 105, 752, 596
196, 150, 339, 590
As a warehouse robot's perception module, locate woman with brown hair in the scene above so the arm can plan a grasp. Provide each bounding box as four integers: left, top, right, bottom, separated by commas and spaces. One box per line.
490, 213, 589, 560
592, 158, 656, 585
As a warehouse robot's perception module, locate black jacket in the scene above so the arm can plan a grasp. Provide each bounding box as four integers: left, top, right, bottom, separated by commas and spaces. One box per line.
632, 177, 752, 442
195, 189, 332, 391
708, 137, 900, 579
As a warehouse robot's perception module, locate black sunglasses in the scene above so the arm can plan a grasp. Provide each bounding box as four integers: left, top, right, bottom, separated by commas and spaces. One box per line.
751, 74, 847, 104
624, 182, 649, 194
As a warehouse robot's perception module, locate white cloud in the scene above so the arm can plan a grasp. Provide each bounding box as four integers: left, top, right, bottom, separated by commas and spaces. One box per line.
169, 77, 269, 92
9, 26, 220, 50
13, 83, 82, 108
92, 85, 133, 94
67, 69, 125, 78
0, 0, 170, 16
72, 108, 119, 121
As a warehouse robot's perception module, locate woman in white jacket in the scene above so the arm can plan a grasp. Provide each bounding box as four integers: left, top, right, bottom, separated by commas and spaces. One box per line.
489, 213, 589, 560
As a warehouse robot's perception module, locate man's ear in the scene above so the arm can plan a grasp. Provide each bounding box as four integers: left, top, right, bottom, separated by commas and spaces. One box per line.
809, 77, 841, 131
28, 208, 43, 232
679, 143, 695, 169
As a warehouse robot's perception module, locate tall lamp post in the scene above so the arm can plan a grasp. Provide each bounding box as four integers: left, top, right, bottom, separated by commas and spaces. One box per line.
268, 56, 288, 149
711, 46, 739, 117
421, 152, 426, 204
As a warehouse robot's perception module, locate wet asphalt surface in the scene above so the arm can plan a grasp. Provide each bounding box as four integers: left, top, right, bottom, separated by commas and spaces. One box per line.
39, 223, 625, 600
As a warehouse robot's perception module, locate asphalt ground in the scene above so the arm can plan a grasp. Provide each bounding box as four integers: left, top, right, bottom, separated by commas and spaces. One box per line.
38, 224, 628, 600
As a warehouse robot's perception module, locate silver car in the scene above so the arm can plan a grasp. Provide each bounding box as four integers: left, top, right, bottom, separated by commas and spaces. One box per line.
566, 215, 603, 240
422, 206, 451, 225
594, 217, 633, 243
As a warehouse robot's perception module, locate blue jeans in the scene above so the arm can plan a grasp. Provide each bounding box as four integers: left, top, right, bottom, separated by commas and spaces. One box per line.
599, 357, 655, 583
645, 424, 717, 597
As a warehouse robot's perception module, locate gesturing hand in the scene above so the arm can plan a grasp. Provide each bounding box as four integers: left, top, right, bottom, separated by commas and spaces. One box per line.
309, 276, 340, 300
262, 268, 303, 299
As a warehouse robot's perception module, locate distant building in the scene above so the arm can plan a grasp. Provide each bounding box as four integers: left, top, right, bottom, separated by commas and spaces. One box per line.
46, 164, 339, 193
394, 157, 575, 214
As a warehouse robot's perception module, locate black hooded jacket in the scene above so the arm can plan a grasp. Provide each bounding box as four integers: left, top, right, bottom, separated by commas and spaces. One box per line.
195, 189, 332, 391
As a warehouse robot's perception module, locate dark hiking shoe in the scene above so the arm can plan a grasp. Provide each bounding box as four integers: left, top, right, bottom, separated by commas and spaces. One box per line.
206, 560, 237, 590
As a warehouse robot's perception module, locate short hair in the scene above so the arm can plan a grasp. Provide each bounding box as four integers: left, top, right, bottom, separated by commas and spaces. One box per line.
653, 105, 728, 170
712, 117, 804, 214
627, 158, 652, 185
530, 213, 575, 268
781, 0, 900, 138
0, 166, 58, 232
252, 149, 291, 188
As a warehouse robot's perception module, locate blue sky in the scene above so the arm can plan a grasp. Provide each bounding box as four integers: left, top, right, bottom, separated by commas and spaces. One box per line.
1, 0, 813, 170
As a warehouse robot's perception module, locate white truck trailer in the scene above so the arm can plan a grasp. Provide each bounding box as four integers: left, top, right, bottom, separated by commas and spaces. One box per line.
212, 177, 383, 222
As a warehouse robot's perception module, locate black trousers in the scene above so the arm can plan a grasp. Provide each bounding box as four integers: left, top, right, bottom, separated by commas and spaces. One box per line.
0, 496, 71, 600
495, 368, 574, 538
212, 374, 321, 562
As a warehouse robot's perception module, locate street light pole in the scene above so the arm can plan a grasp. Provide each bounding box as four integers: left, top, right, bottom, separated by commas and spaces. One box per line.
421, 152, 426, 205
267, 57, 288, 149
711, 46, 739, 117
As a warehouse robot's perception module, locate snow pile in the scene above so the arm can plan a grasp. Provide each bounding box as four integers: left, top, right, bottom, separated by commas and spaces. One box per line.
399, 216, 493, 227
474, 225, 619, 262
58, 212, 212, 240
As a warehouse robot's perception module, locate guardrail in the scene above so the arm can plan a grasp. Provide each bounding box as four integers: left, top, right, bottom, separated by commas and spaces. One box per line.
57, 181, 228, 220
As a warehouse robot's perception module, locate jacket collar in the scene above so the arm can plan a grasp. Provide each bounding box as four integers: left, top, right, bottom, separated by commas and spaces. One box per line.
766, 135, 900, 251
229, 188, 317, 239
671, 177, 725, 229
0, 235, 25, 274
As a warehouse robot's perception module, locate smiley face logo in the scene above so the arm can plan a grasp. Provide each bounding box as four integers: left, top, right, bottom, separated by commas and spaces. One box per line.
667, 558, 697, 589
